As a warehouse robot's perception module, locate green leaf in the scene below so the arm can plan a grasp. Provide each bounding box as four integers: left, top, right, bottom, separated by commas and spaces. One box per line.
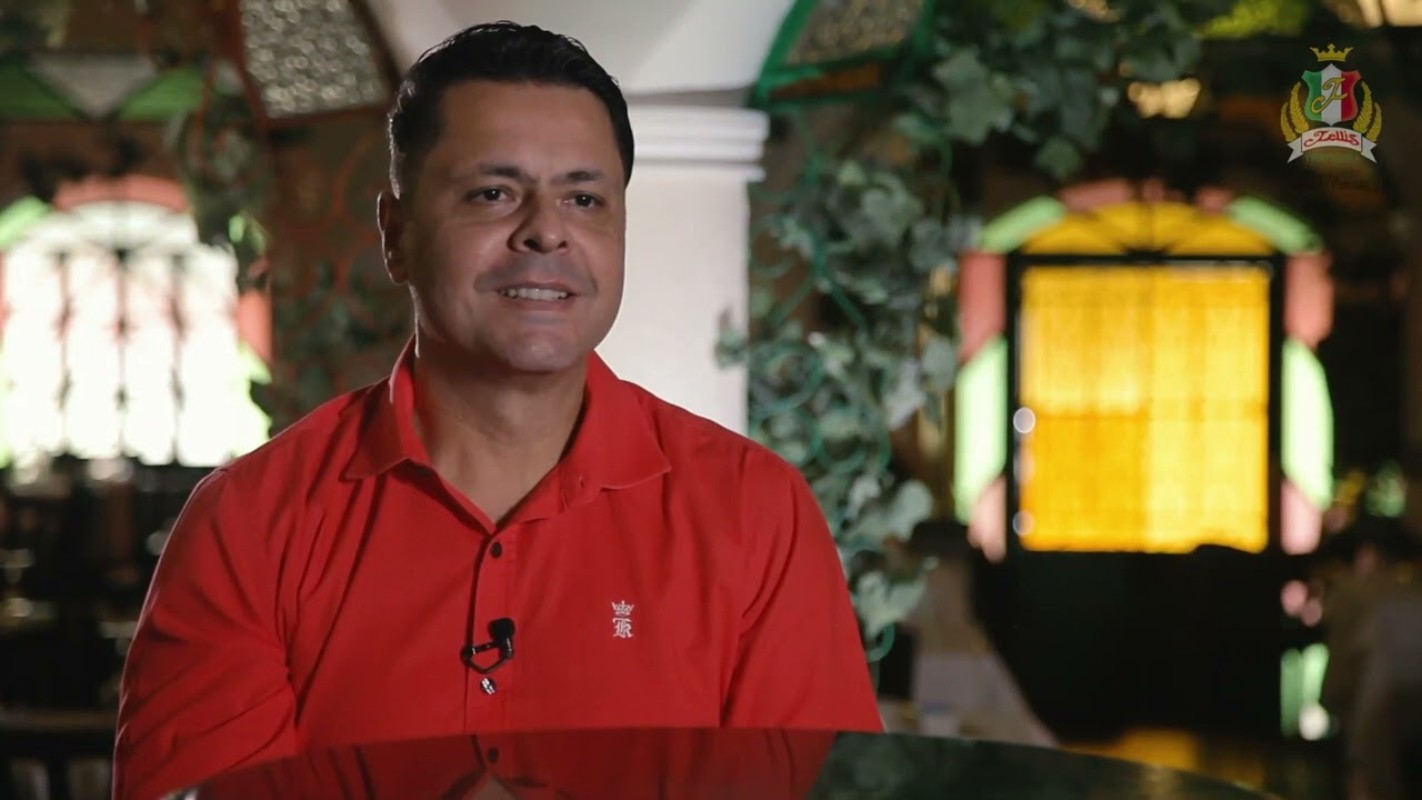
1022, 63, 1063, 115
934, 50, 1016, 145
847, 473, 883, 518
779, 440, 811, 466
771, 215, 817, 260
908, 220, 953, 274
714, 327, 747, 367
930, 47, 985, 88
921, 394, 944, 428
814, 336, 856, 376
296, 366, 334, 411
1092, 39, 1117, 72
767, 412, 799, 439
819, 408, 863, 442
1034, 135, 1084, 180
892, 111, 943, 149
835, 159, 870, 187
1121, 46, 1182, 83
1173, 35, 1200, 69
921, 334, 958, 392
1054, 33, 1089, 62
854, 570, 927, 643
858, 186, 919, 246
989, 0, 1055, 31
1059, 86, 1102, 147
882, 361, 923, 429
884, 479, 935, 540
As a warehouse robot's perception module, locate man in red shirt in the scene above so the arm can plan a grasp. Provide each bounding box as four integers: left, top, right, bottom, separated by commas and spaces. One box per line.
114, 21, 881, 800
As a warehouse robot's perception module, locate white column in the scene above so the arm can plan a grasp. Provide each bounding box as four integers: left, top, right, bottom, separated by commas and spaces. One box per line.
596, 104, 768, 435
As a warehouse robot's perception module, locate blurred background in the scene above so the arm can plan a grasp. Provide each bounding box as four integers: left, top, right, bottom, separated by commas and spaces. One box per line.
1, 1, 1421, 799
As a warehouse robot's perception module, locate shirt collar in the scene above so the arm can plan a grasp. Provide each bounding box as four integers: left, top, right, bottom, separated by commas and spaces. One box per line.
555, 353, 671, 506
344, 339, 670, 500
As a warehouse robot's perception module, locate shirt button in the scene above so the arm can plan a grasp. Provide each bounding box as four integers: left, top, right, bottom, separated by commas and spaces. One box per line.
487, 747, 501, 764
490, 542, 504, 558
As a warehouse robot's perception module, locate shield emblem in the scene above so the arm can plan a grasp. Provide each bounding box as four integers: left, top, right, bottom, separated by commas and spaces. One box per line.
1301, 65, 1361, 125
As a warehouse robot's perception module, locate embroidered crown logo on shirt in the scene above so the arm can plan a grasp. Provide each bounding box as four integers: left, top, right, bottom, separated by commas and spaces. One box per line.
611, 600, 634, 639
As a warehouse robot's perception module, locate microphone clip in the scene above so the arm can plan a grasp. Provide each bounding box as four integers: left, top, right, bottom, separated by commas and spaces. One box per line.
461, 617, 516, 675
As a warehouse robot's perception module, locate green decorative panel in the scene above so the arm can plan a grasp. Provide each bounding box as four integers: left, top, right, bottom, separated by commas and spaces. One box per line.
1281, 338, 1334, 509
1226, 197, 1322, 255
0, 62, 80, 120
0, 197, 50, 249
117, 67, 205, 120
977, 197, 1067, 254
26, 52, 158, 118
0, 58, 201, 122
1279, 643, 1330, 739
953, 336, 1007, 521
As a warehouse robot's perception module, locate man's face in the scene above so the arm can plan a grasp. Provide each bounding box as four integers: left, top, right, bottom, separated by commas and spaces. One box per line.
381, 80, 626, 375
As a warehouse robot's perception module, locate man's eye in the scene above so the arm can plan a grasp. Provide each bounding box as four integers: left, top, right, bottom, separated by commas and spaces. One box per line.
572, 194, 601, 208
468, 188, 506, 203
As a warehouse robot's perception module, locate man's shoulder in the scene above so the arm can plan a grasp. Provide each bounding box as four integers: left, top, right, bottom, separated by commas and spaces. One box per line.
207, 383, 379, 493
621, 382, 804, 488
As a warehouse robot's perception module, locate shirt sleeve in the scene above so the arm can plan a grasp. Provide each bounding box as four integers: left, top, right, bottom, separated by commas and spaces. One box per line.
114, 468, 299, 800
722, 452, 884, 732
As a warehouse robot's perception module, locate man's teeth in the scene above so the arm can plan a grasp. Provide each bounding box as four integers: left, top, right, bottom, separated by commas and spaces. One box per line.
500, 287, 570, 301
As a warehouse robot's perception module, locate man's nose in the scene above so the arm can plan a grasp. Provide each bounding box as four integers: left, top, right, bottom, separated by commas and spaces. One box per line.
512, 197, 568, 254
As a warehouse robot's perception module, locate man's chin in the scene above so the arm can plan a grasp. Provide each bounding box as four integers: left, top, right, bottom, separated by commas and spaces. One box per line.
493, 342, 589, 376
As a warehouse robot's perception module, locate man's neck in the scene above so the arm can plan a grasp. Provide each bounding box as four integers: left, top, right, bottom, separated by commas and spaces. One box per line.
411, 339, 588, 520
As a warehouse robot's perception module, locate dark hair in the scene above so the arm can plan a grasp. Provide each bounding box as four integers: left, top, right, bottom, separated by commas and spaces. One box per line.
387, 21, 634, 196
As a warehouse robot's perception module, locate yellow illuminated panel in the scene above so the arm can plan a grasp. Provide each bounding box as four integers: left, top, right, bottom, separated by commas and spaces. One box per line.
1019, 201, 1276, 257
1017, 266, 1270, 553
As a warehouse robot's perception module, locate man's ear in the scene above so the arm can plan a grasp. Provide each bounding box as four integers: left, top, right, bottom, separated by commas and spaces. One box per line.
377, 189, 408, 285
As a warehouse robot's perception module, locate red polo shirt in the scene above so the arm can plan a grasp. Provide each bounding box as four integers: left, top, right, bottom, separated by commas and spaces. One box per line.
114, 345, 882, 800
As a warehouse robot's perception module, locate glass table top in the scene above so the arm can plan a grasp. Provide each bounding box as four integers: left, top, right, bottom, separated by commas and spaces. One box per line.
182, 728, 1277, 799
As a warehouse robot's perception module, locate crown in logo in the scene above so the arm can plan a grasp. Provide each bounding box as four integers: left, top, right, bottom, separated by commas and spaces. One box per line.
612, 600, 634, 617
1310, 44, 1353, 62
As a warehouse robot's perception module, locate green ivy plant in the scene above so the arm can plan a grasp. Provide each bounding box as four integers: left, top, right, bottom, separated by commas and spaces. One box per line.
167, 74, 410, 429
723, 0, 1246, 654
167, 76, 271, 290
718, 158, 960, 650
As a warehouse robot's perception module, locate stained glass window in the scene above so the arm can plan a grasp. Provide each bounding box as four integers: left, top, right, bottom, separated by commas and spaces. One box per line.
0, 198, 269, 470
1016, 265, 1271, 554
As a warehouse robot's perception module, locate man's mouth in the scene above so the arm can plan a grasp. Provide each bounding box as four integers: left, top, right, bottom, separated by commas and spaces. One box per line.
498, 287, 571, 301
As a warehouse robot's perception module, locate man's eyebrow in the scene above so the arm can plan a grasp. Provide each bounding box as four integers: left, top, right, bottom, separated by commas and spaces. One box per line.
447, 163, 609, 186
555, 168, 607, 185
449, 162, 528, 183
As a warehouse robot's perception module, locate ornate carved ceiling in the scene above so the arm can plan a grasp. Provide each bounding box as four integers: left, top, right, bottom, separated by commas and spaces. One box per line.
363, 0, 794, 95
